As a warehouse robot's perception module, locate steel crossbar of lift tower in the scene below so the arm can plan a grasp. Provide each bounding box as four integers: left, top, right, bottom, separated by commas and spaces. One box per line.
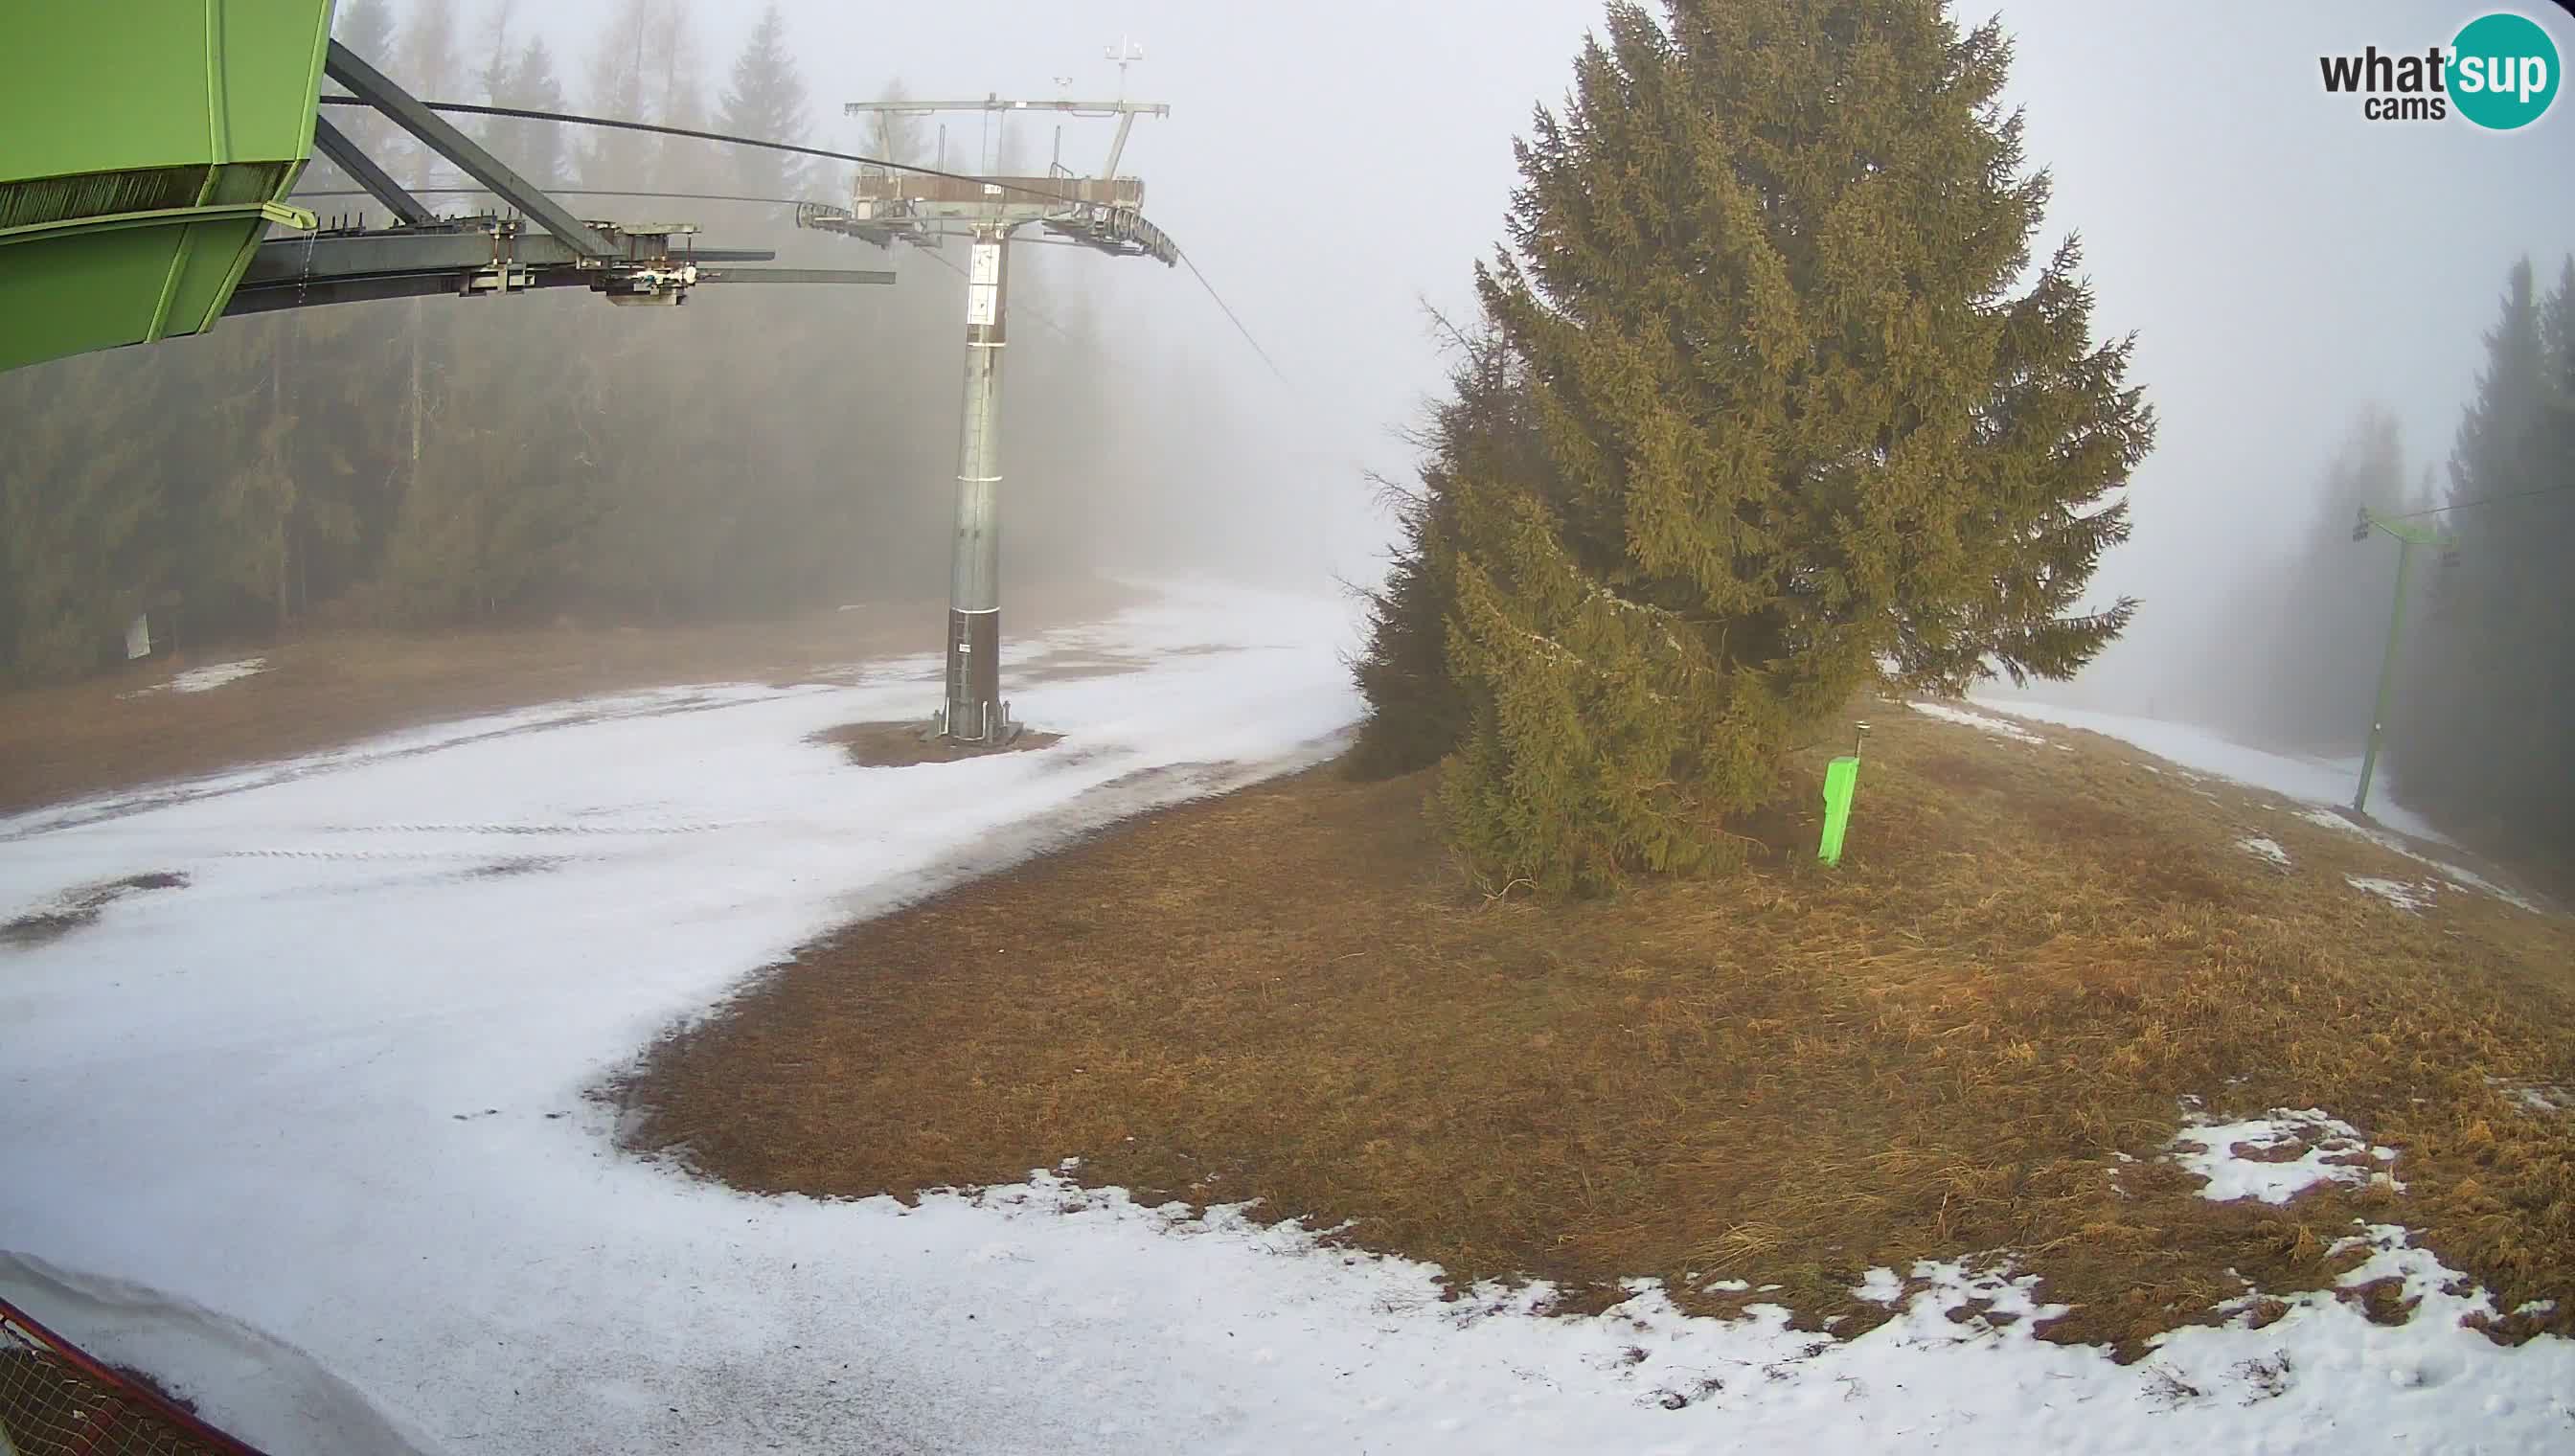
5, 12, 900, 375
258, 42, 895, 315
806, 91, 1175, 744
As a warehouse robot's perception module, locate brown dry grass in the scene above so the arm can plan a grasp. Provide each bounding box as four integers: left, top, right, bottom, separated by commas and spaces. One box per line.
0, 577, 1129, 815
622, 698, 2575, 1356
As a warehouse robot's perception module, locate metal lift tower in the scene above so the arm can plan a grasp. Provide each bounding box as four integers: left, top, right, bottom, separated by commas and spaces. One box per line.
810, 78, 1176, 744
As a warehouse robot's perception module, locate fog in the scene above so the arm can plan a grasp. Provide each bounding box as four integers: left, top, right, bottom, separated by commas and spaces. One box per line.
8, 1, 2570, 725
560, 0, 2573, 719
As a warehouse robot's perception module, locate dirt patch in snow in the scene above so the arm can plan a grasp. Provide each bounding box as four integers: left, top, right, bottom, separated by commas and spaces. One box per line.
0, 578, 1134, 817
813, 721, 1063, 767
2, 871, 189, 949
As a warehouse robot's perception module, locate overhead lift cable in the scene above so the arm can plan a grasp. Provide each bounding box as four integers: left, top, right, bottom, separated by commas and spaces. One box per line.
313, 96, 1290, 385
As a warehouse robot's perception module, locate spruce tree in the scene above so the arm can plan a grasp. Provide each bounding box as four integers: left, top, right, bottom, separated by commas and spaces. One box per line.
334, 0, 395, 63
321, 0, 400, 190
1409, 0, 2153, 893
2392, 259, 2575, 855
0, 353, 173, 683
581, 2, 659, 189
865, 81, 925, 168
395, 0, 462, 188
718, 7, 811, 199
646, 11, 718, 195
1349, 321, 1548, 779
2237, 406, 2410, 751
496, 38, 566, 187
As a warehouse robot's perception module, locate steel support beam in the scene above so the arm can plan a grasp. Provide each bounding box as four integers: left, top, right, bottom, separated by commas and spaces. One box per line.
322, 41, 620, 261
943, 225, 1012, 743
849, 173, 1139, 211
308, 114, 439, 228
225, 265, 592, 314
696, 267, 897, 285
239, 225, 768, 283
226, 262, 893, 315
224, 223, 883, 317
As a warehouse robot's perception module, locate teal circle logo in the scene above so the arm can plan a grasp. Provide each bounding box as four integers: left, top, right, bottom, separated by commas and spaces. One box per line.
2450, 12, 2560, 129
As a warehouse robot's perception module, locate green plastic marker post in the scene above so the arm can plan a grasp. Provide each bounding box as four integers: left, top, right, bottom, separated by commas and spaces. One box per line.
1818, 722, 1868, 867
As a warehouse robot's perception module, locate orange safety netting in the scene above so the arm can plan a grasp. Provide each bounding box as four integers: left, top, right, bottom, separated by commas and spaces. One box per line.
0, 1299, 266, 1456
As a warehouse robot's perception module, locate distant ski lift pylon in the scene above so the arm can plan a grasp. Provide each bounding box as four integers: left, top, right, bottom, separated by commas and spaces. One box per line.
805, 86, 1177, 744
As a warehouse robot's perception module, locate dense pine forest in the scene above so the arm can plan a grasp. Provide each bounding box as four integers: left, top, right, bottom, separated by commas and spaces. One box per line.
2176, 258, 2575, 863
0, 0, 1266, 687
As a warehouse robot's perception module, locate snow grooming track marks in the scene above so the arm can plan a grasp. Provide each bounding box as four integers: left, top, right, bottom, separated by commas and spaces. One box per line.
7, 581, 2575, 1454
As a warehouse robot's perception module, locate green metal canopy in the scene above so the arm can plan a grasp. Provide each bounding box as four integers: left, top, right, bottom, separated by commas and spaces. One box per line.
0, 1, 332, 375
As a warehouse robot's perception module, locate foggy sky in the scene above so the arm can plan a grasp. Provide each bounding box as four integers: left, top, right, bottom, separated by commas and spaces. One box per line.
506, 0, 2574, 713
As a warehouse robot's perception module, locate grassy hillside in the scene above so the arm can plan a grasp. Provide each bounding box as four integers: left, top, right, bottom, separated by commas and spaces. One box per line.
627, 696, 2574, 1355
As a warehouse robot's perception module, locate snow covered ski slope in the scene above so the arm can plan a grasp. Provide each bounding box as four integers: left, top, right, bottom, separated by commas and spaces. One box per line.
3, 590, 2567, 1453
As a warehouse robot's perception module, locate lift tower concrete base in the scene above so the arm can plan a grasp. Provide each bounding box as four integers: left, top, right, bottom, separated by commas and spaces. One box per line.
813, 92, 1175, 744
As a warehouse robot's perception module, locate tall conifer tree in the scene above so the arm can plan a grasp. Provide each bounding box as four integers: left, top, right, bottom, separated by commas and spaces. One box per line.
1379, 0, 2154, 892
718, 7, 810, 199
2391, 259, 2575, 854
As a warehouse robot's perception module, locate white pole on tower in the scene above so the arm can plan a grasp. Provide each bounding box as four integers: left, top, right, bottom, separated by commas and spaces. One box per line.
1106, 36, 1146, 101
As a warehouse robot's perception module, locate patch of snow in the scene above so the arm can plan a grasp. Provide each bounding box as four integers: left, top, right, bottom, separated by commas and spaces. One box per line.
2168, 1108, 2404, 1205
6, 584, 2571, 1453
1975, 699, 2454, 843
2424, 863, 2541, 915
2236, 836, 2292, 868
2140, 1223, 2561, 1412
1906, 699, 2047, 744
2347, 876, 2437, 914
119, 657, 268, 698
2488, 1079, 2571, 1117
2299, 811, 2541, 915
1851, 1267, 1907, 1305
